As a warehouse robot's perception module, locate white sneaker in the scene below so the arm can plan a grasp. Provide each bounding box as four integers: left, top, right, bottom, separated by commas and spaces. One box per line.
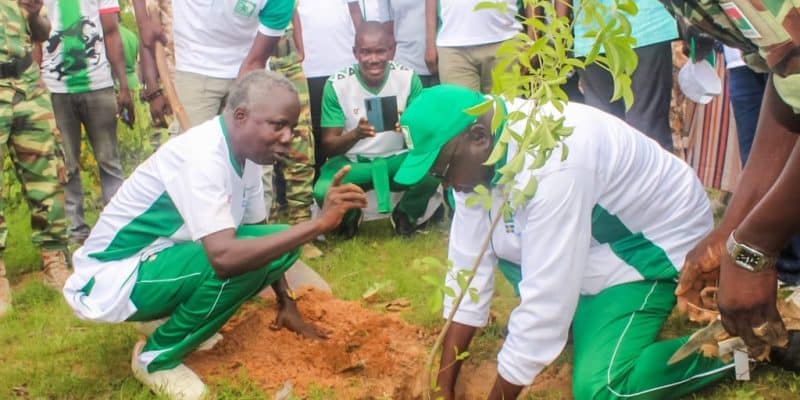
135, 319, 223, 352
131, 341, 207, 400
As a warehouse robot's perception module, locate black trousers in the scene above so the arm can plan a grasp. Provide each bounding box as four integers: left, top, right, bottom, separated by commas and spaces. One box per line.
578, 41, 674, 151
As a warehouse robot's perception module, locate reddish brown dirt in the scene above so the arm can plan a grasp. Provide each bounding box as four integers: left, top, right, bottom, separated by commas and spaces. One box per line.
185, 287, 427, 398
455, 360, 573, 400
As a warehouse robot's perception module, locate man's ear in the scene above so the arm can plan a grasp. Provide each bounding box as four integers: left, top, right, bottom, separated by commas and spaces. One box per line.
233, 107, 247, 124
467, 121, 492, 144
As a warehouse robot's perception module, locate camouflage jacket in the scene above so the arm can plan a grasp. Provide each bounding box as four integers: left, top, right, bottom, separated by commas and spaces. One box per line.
0, 2, 42, 96
659, 0, 800, 111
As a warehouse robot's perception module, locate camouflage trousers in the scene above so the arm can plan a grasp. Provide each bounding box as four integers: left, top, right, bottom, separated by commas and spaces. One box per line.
0, 87, 68, 251
268, 33, 315, 225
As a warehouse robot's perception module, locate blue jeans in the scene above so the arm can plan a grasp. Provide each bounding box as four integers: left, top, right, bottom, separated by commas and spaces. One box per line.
728, 66, 768, 164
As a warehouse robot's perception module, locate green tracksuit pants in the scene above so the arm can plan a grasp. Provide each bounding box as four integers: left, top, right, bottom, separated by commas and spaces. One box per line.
313, 153, 440, 223
127, 225, 299, 373
499, 261, 734, 399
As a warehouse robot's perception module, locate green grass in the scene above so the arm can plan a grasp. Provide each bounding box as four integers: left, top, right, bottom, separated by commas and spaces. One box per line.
1, 170, 799, 398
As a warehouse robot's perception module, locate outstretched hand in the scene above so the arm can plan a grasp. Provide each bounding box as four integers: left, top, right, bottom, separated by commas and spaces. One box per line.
271, 303, 329, 341
317, 166, 367, 232
675, 231, 726, 322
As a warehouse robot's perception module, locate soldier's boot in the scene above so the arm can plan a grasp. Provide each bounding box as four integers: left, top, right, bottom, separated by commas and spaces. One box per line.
41, 249, 70, 290
0, 259, 11, 317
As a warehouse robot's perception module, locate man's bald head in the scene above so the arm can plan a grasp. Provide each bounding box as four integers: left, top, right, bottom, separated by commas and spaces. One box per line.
355, 21, 394, 48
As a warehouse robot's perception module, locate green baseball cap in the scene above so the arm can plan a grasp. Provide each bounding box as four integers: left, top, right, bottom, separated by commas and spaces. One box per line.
394, 85, 486, 186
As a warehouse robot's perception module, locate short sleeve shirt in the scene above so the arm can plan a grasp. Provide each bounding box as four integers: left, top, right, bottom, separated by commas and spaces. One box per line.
63, 116, 267, 323
321, 61, 423, 159
40, 0, 119, 94
174, 0, 293, 79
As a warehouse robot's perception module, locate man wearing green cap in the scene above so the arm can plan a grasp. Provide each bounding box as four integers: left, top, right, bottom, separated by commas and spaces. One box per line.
396, 85, 738, 399
314, 21, 440, 237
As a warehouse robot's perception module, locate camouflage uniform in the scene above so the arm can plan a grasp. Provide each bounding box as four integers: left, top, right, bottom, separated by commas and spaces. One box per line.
0, 3, 69, 300
659, 0, 800, 112
0, 3, 68, 254
268, 26, 315, 224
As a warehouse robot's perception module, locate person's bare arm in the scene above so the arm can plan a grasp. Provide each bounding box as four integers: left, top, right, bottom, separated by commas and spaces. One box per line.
716, 76, 800, 354
138, 42, 170, 127
292, 10, 304, 62
19, 0, 50, 42
676, 75, 799, 322
131, 0, 166, 49
100, 12, 134, 125
424, 0, 438, 74
238, 33, 282, 78
347, 1, 363, 31
433, 322, 478, 400
321, 119, 375, 157
201, 167, 366, 279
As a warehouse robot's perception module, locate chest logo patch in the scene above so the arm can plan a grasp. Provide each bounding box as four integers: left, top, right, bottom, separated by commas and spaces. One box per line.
234, 0, 257, 17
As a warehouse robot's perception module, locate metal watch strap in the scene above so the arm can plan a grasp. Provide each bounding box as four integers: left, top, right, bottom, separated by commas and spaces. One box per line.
726, 231, 777, 272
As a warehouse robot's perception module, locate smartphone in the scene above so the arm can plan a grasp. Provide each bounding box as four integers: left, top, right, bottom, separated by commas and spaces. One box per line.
120, 108, 134, 128
364, 95, 399, 132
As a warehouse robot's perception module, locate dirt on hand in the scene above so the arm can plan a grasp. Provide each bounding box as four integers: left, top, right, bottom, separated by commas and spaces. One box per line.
185, 287, 427, 399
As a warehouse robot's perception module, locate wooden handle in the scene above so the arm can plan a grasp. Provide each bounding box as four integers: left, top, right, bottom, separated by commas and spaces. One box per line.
146, 3, 191, 131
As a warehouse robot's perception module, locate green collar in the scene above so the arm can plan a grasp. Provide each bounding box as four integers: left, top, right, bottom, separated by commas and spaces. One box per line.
219, 116, 243, 177
355, 63, 390, 95
490, 98, 509, 187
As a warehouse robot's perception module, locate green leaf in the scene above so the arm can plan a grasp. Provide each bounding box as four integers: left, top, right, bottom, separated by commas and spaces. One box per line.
522, 176, 539, 198
465, 194, 481, 208
484, 140, 508, 166
560, 143, 570, 161
473, 1, 507, 12
455, 350, 471, 361
442, 286, 456, 298
456, 270, 468, 291
464, 99, 493, 117
428, 291, 443, 313
468, 287, 479, 304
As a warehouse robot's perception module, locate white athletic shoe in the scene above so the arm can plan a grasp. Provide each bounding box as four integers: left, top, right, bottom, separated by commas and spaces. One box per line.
135, 319, 223, 352
131, 341, 208, 400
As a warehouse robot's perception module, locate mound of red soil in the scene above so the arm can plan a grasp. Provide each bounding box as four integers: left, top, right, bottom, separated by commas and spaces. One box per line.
185, 287, 427, 398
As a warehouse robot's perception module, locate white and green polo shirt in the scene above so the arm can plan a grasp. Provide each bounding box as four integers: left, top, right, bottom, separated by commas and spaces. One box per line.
444, 100, 713, 386
435, 0, 521, 47
173, 0, 293, 79
40, 0, 119, 94
321, 61, 423, 160
63, 116, 267, 323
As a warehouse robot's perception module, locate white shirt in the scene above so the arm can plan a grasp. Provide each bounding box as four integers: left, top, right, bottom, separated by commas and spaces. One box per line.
297, 0, 357, 78
63, 116, 267, 323
436, 0, 521, 47
173, 0, 292, 79
346, 0, 390, 22
381, 0, 431, 76
321, 62, 422, 159
444, 100, 712, 385
40, 0, 119, 93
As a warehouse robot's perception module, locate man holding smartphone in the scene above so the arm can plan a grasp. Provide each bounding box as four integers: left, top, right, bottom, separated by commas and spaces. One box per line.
315, 21, 440, 238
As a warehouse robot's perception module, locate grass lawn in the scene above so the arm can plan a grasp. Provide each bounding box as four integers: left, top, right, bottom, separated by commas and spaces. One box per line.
1, 188, 798, 398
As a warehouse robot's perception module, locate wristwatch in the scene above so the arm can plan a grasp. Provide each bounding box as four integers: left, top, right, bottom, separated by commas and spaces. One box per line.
726, 231, 777, 272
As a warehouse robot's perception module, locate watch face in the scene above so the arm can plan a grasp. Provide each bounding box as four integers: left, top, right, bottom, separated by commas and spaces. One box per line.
735, 250, 763, 268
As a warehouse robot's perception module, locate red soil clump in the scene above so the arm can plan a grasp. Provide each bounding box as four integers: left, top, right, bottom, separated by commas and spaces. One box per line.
185, 287, 427, 398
